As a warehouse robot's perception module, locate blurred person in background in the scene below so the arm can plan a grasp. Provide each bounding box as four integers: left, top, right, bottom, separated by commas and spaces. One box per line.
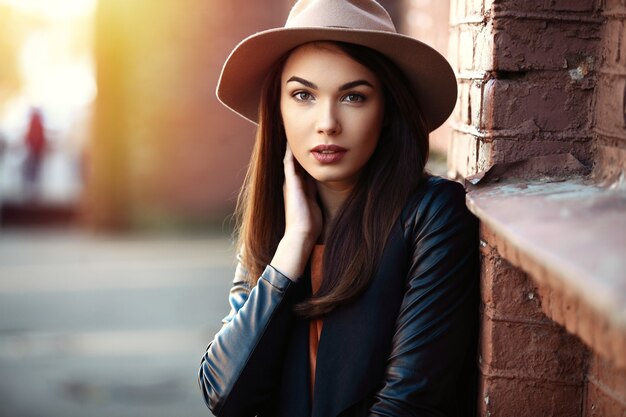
22, 107, 47, 199
199, 0, 479, 416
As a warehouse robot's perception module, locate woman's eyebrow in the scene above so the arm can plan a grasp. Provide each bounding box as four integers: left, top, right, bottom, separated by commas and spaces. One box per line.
286, 76, 374, 91
338, 80, 374, 91
286, 76, 317, 89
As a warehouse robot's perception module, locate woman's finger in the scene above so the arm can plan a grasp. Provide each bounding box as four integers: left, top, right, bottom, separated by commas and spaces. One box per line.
283, 144, 298, 184
283, 143, 291, 163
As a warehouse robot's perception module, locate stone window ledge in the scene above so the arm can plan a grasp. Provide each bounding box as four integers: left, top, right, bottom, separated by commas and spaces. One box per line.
465, 175, 626, 368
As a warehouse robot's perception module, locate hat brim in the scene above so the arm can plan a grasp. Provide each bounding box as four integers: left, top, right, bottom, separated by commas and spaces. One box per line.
216, 27, 457, 132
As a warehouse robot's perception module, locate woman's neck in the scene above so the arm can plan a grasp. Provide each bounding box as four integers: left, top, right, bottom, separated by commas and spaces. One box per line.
316, 181, 354, 242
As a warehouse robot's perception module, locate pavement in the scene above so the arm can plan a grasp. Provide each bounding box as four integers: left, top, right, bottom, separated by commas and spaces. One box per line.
0, 228, 236, 417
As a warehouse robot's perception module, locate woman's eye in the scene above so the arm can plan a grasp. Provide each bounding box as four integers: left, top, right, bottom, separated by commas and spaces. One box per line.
293, 91, 313, 102
343, 93, 366, 103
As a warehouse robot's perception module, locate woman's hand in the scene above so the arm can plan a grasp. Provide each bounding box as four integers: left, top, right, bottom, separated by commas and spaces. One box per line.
282, 145, 322, 242
270, 145, 322, 281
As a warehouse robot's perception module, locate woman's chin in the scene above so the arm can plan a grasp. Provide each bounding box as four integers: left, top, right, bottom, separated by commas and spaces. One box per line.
306, 170, 361, 190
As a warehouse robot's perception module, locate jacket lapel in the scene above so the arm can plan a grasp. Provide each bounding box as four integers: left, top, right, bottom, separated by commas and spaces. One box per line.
276, 272, 312, 417
312, 220, 409, 417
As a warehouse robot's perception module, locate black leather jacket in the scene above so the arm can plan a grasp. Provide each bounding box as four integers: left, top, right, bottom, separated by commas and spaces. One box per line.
199, 176, 479, 417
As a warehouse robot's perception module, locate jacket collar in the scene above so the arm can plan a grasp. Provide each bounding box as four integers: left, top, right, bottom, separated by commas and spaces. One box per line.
279, 219, 409, 417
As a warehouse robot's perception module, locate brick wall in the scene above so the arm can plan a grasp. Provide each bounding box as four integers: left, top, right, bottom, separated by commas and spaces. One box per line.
447, 0, 626, 415
479, 225, 587, 416
594, 0, 626, 183
480, 223, 626, 415
447, 0, 601, 179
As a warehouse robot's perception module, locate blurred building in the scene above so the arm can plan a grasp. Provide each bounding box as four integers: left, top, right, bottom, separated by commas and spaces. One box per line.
89, 1, 292, 230
0, 1, 94, 226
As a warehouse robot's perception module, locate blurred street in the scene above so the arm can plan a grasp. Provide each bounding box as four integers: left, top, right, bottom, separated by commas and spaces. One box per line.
0, 228, 235, 417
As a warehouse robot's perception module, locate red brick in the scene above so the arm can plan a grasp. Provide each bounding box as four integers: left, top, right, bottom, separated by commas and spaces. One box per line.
454, 78, 486, 130
484, 76, 593, 132
489, 138, 591, 169
495, 0, 598, 13
607, 325, 626, 369
452, 79, 464, 123
481, 313, 586, 382
589, 354, 626, 397
458, 80, 472, 125
604, 0, 626, 13
600, 19, 622, 67
593, 317, 614, 361
543, 277, 567, 326
448, 130, 484, 177
576, 296, 598, 355
480, 375, 583, 417
533, 273, 626, 374
470, 80, 487, 128
599, 19, 626, 69
479, 222, 499, 249
593, 146, 626, 185
561, 290, 581, 336
481, 253, 547, 320
492, 0, 546, 13
595, 74, 626, 138
549, 0, 596, 12
478, 308, 493, 370
585, 379, 626, 417
475, 22, 495, 71
450, 1, 626, 416
565, 293, 626, 369
458, 25, 478, 72
492, 18, 600, 72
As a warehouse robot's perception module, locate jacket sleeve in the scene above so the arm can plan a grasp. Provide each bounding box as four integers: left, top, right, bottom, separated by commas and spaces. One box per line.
198, 262, 298, 417
368, 180, 479, 417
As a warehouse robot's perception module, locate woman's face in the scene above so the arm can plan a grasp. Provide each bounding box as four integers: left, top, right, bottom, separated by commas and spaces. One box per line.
280, 43, 385, 190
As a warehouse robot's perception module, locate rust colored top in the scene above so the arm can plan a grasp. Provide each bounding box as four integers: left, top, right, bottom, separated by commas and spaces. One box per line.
309, 244, 325, 399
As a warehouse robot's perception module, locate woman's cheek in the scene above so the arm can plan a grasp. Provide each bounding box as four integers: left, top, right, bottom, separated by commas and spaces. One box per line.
285, 138, 308, 170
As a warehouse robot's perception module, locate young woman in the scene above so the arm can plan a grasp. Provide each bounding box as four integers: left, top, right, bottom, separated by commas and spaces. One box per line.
199, 1, 479, 416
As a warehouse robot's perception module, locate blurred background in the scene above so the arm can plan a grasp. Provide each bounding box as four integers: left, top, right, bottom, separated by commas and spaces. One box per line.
0, 1, 450, 416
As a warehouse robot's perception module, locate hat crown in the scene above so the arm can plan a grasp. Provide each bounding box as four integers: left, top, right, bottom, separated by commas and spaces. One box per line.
286, 0, 396, 33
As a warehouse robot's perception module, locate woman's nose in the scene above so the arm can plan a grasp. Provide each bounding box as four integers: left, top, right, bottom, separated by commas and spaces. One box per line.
315, 102, 341, 136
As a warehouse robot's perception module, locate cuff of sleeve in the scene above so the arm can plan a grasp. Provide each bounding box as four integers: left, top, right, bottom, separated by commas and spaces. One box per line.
262, 265, 294, 291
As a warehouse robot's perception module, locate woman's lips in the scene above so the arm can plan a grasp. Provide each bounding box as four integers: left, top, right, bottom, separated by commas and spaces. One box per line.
311, 144, 347, 164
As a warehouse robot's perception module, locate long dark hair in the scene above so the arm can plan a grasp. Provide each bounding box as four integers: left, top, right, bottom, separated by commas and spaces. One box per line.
235, 41, 430, 317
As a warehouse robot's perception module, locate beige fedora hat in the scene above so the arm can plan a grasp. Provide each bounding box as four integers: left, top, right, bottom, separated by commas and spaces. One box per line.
217, 0, 457, 132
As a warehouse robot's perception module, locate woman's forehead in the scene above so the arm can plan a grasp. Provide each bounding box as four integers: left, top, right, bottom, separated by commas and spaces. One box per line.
281, 42, 380, 87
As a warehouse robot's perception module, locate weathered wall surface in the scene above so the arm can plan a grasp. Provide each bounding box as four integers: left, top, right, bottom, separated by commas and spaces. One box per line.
480, 221, 626, 415
448, 0, 601, 179
594, 0, 626, 184
448, 0, 626, 415
479, 226, 587, 416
